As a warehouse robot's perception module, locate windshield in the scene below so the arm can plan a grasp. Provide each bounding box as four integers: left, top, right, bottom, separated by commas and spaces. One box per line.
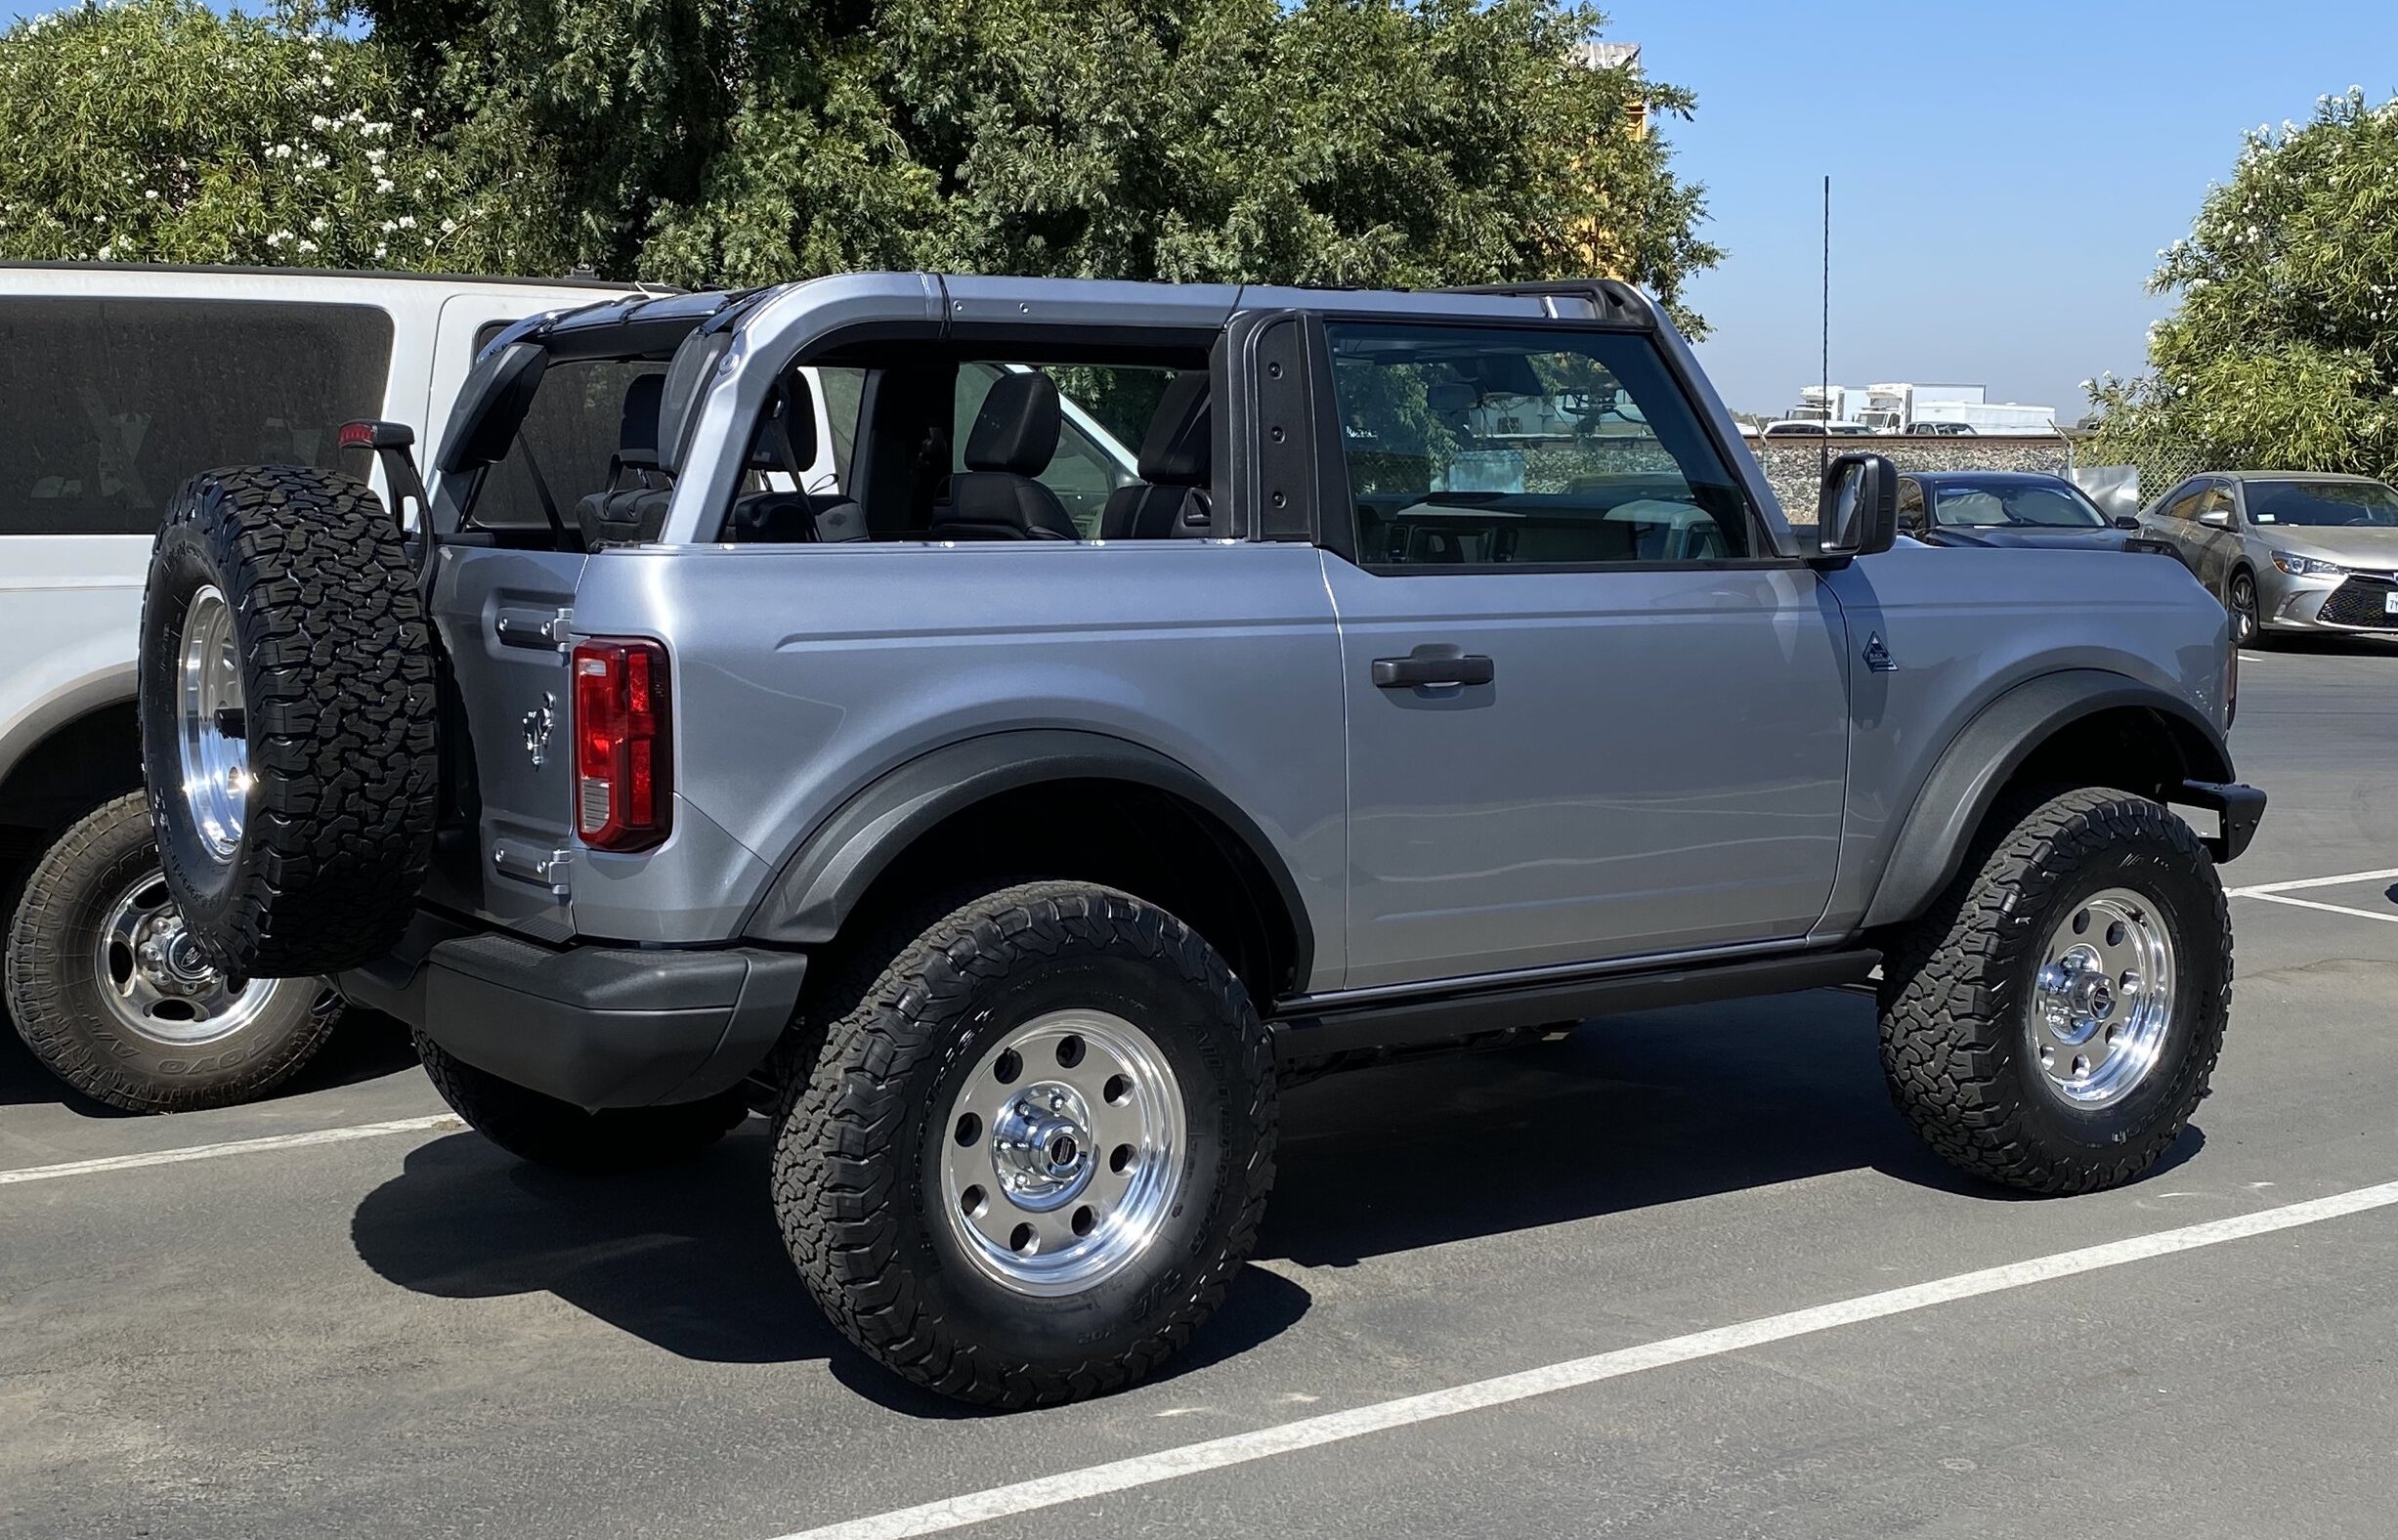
2245, 480, 2398, 528
1929, 480, 2106, 530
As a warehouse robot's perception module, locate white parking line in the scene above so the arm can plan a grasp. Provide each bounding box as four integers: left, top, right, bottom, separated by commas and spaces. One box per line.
2240, 892, 2398, 925
0, 1114, 461, 1187
2227, 866, 2398, 897
766, 1179, 2398, 1540
2225, 866, 2398, 926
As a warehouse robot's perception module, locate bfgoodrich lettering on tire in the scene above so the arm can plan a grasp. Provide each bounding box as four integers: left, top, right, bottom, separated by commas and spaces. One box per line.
774, 882, 1277, 1408
4, 793, 342, 1112
138, 465, 438, 978
1877, 787, 2232, 1194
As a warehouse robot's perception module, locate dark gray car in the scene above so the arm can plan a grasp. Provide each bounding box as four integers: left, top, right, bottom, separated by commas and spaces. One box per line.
2137, 471, 2398, 645
1898, 470, 2163, 553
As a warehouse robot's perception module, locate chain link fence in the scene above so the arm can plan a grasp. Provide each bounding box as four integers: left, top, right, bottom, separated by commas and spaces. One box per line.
1753, 432, 2213, 527
2064, 431, 2211, 513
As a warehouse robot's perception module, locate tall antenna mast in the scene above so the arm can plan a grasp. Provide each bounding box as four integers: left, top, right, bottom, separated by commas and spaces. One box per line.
1820, 174, 1831, 482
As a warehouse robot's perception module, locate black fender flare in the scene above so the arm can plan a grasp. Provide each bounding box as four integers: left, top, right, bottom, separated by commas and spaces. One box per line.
738, 728, 1314, 981
1860, 669, 2235, 929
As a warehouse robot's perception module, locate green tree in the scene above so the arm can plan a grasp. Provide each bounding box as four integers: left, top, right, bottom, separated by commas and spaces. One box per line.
0, 0, 545, 270
368, 0, 1722, 321
2086, 88, 2398, 477
3, 0, 1723, 323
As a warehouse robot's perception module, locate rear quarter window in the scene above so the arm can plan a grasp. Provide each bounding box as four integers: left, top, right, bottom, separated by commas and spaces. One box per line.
0, 298, 394, 535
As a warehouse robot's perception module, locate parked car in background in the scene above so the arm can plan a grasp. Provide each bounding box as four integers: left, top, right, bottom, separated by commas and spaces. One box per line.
1897, 471, 2170, 554
2136, 472, 2398, 646
0, 263, 646, 1111
1908, 421, 1978, 436
1761, 419, 1873, 437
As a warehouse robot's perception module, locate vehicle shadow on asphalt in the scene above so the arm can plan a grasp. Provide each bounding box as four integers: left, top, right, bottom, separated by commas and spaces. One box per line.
1260, 989, 2205, 1267
345, 987, 2201, 1410
347, 1127, 1313, 1418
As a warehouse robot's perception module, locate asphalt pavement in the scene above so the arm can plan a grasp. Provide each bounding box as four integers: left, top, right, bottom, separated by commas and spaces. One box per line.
4, 635, 2394, 1540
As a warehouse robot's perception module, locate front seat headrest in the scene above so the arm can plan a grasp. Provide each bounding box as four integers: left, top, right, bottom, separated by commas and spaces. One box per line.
617, 371, 666, 465
1135, 372, 1210, 486
964, 372, 1061, 475
747, 371, 819, 476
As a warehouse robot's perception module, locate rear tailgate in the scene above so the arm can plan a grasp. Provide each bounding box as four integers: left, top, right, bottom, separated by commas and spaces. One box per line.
419, 544, 586, 940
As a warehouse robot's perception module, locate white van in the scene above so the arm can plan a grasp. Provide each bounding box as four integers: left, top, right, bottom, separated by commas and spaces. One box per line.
0, 263, 647, 1110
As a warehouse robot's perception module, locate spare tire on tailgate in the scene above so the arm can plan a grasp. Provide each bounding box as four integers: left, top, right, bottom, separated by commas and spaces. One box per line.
139, 464, 438, 978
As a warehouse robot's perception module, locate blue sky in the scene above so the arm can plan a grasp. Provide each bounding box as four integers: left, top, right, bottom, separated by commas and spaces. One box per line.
1602, 0, 2398, 418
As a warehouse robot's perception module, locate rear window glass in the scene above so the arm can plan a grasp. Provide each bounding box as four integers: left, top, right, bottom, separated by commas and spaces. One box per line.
470, 358, 668, 532
0, 298, 393, 536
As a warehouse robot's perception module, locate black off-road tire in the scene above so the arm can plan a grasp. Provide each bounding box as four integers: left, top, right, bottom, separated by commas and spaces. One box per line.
774, 881, 1277, 1408
139, 464, 437, 978
5, 794, 342, 1112
1878, 787, 2232, 1194
414, 1032, 749, 1172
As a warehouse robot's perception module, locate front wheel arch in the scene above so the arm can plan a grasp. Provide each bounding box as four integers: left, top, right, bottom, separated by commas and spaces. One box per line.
1860, 671, 2235, 930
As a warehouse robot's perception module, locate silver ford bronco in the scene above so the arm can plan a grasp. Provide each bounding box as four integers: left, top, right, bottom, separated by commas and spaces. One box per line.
135, 274, 2263, 1407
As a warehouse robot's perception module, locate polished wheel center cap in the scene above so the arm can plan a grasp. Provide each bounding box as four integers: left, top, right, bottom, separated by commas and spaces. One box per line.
162, 930, 213, 983
2036, 947, 2113, 1046
991, 1083, 1095, 1210
135, 913, 218, 995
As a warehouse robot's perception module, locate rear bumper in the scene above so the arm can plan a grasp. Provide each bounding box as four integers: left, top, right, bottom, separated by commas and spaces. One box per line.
338, 914, 806, 1110
2176, 779, 2267, 864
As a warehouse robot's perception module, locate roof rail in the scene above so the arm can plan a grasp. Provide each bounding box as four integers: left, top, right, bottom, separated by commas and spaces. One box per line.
1436, 279, 1650, 327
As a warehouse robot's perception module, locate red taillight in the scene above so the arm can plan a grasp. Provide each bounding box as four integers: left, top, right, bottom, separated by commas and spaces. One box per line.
572, 638, 670, 851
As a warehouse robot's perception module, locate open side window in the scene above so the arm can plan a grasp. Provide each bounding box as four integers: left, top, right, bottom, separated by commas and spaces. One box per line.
718, 338, 1215, 544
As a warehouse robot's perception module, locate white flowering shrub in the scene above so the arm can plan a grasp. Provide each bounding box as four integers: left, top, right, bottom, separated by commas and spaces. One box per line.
2086, 88, 2398, 477
0, 0, 494, 269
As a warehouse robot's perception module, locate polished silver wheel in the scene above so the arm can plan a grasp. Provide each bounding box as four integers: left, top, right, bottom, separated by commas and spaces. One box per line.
938, 1009, 1187, 1297
176, 583, 250, 862
93, 870, 279, 1046
2029, 887, 2176, 1107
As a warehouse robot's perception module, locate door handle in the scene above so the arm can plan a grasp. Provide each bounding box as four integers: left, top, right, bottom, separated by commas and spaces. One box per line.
1372, 653, 1496, 689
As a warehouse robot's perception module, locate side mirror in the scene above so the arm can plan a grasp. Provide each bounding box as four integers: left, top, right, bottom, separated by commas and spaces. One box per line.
1815, 452, 1899, 561
2113, 514, 2141, 531
2197, 508, 2234, 529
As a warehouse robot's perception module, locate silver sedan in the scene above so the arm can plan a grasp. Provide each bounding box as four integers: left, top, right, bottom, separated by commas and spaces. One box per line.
2136, 473, 2398, 644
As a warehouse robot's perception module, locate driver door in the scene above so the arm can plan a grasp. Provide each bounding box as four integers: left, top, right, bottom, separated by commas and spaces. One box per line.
1309, 318, 1850, 990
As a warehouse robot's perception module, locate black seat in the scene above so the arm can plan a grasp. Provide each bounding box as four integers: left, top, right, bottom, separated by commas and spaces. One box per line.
1099, 373, 1213, 539
726, 371, 868, 543
927, 373, 1078, 540
574, 372, 673, 547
